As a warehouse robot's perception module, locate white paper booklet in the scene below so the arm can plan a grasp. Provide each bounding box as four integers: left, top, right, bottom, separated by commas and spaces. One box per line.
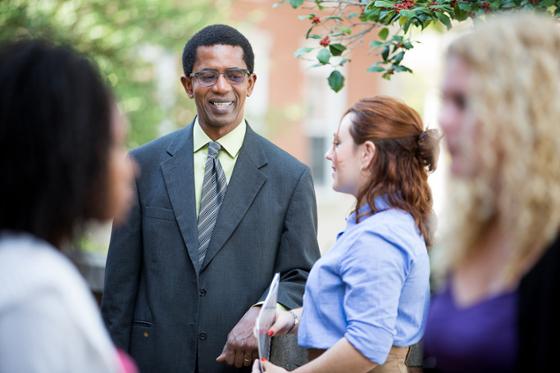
254, 273, 280, 370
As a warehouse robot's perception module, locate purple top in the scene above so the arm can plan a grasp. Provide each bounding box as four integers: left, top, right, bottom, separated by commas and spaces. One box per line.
423, 282, 518, 373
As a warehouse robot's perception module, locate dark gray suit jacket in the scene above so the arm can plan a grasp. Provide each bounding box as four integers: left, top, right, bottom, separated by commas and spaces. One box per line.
102, 121, 320, 373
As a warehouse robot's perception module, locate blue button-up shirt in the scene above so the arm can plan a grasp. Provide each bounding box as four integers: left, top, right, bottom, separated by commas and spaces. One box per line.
298, 197, 430, 365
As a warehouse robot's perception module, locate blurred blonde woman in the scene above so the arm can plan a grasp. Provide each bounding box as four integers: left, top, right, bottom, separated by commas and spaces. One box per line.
423, 12, 560, 373
254, 96, 439, 373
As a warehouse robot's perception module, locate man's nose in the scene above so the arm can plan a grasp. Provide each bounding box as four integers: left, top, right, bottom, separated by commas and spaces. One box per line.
212, 73, 232, 93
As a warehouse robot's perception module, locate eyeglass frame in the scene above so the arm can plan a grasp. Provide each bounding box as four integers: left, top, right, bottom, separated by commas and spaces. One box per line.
188, 68, 252, 87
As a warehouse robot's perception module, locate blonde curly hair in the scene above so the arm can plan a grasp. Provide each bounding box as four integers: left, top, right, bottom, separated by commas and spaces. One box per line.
438, 12, 560, 282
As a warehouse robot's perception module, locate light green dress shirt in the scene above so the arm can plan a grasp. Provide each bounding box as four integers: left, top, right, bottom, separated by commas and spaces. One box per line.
193, 118, 246, 216
193, 119, 287, 311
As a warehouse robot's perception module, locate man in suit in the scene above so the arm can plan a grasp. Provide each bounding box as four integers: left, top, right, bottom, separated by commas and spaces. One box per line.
101, 24, 321, 373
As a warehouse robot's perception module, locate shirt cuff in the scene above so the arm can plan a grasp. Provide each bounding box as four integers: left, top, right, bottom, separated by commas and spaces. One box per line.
345, 323, 394, 365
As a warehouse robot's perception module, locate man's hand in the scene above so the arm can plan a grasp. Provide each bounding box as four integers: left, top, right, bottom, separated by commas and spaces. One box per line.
217, 306, 261, 368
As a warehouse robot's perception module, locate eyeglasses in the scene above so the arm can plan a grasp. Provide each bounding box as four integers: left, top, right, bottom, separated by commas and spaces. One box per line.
189, 68, 251, 87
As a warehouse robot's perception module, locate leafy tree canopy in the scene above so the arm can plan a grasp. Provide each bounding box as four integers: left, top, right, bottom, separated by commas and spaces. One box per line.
282, 0, 560, 92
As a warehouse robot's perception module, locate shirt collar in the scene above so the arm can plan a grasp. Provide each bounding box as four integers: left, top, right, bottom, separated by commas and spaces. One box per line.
193, 117, 246, 158
347, 195, 391, 225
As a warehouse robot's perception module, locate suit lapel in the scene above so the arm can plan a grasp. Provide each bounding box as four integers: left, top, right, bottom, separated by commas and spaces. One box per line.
161, 122, 200, 271
200, 125, 268, 272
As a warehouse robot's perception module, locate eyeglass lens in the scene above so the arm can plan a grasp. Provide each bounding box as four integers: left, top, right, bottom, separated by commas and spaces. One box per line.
195, 69, 248, 86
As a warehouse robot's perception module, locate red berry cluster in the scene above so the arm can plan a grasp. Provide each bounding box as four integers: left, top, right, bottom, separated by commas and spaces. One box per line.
320, 36, 331, 47
311, 16, 321, 25
481, 1, 490, 12
430, 0, 441, 11
430, 0, 455, 12
393, 0, 415, 13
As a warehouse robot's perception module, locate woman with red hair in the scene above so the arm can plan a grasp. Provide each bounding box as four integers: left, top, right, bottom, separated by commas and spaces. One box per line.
255, 96, 439, 373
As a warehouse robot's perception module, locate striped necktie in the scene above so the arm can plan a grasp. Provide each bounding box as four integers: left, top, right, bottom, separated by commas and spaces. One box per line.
197, 141, 227, 269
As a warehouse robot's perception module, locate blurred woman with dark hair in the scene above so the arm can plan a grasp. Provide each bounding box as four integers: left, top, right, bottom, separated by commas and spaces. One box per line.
0, 39, 137, 373
254, 96, 439, 373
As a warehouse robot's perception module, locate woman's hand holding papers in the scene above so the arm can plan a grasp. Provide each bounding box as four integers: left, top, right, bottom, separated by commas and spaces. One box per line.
267, 307, 302, 336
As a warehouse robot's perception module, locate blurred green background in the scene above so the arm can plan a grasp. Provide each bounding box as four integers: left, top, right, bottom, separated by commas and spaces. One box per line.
0, 0, 230, 147
1, 0, 233, 256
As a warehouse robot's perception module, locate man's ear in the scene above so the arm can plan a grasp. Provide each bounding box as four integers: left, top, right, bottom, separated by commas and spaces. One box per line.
246, 73, 257, 97
361, 141, 376, 170
180, 76, 194, 98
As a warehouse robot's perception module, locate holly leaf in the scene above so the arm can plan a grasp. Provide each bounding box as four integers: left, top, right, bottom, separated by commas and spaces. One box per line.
317, 48, 331, 64
458, 2, 472, 12
400, 10, 415, 18
329, 43, 347, 56
374, 0, 395, 8
380, 10, 397, 23
378, 27, 389, 40
382, 45, 390, 61
435, 12, 452, 29
368, 63, 385, 72
328, 70, 345, 92
392, 51, 405, 64
294, 47, 314, 58
289, 0, 304, 9
454, 9, 469, 21
394, 64, 413, 73
399, 16, 409, 27
403, 18, 417, 33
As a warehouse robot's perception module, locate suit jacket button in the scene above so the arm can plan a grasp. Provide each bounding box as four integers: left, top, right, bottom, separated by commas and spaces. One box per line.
143, 331, 149, 338
199, 288, 207, 297
199, 332, 207, 341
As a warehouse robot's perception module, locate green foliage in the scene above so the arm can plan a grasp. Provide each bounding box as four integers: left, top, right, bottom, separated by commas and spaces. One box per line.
289, 0, 305, 8
280, 0, 560, 91
0, 0, 228, 147
328, 70, 345, 92
329, 43, 347, 56
295, 46, 314, 57
317, 48, 331, 64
